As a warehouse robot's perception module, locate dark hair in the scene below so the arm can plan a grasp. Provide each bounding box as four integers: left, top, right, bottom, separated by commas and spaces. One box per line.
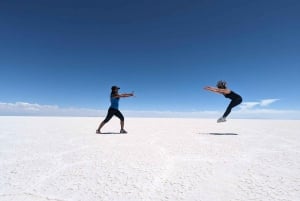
111, 86, 120, 97
111, 90, 118, 97
216, 80, 227, 89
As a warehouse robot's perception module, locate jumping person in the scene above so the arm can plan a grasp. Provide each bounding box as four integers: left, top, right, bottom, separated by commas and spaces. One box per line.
96, 86, 134, 134
204, 81, 242, 123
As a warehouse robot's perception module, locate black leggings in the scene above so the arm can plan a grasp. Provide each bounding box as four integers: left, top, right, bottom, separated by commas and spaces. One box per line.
103, 108, 124, 123
223, 97, 242, 118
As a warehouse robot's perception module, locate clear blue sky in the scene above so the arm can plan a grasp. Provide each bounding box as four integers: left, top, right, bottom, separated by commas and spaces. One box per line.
0, 0, 299, 118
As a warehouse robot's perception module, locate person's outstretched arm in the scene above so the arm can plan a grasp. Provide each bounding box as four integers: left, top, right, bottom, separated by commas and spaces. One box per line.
204, 86, 230, 94
114, 92, 134, 98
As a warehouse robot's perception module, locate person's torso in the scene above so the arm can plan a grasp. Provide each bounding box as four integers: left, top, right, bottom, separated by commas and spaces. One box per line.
110, 96, 119, 109
224, 91, 242, 100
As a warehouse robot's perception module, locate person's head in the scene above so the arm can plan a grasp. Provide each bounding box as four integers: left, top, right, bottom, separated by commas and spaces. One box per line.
111, 86, 120, 95
216, 80, 227, 89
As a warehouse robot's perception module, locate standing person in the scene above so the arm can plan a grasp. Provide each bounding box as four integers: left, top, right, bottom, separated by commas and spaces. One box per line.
204, 80, 242, 123
96, 86, 134, 134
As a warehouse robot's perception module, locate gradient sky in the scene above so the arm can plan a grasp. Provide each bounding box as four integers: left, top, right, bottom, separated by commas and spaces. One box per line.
0, 0, 300, 118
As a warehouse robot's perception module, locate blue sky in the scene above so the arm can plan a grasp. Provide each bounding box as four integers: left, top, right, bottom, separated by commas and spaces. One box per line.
0, 0, 300, 119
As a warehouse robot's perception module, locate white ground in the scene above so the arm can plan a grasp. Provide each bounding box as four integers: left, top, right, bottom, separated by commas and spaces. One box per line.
0, 117, 299, 201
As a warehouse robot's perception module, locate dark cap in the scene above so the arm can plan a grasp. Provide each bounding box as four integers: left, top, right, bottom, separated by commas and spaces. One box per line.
111, 86, 120, 90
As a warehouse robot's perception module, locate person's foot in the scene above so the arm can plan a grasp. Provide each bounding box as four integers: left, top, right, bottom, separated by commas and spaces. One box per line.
120, 129, 127, 134
96, 129, 101, 134
217, 117, 226, 123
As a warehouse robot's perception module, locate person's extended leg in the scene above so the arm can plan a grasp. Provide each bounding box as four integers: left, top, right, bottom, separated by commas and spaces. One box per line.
218, 98, 242, 123
96, 108, 114, 133
115, 110, 126, 133
222, 102, 234, 118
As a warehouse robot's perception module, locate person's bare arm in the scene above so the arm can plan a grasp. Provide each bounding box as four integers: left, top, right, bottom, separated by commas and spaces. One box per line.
113, 92, 134, 98
204, 86, 230, 94
204, 86, 221, 94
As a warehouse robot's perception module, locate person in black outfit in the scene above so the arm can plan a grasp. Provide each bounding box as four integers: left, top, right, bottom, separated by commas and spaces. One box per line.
204, 81, 242, 123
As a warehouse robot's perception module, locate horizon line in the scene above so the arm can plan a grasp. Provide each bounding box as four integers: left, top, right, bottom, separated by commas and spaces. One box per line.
1, 101, 300, 120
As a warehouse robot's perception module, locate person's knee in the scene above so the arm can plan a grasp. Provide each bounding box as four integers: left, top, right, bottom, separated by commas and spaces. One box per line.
117, 113, 124, 121
103, 118, 110, 123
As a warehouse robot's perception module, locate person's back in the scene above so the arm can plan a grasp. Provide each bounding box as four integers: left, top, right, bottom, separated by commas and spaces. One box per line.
224, 91, 242, 100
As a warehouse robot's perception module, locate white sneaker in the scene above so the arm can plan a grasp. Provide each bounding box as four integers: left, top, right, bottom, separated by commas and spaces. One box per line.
217, 117, 226, 123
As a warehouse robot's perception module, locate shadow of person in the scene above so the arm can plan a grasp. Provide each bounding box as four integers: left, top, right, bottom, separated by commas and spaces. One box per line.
198, 132, 239, 135
96, 132, 127, 135
209, 133, 238, 135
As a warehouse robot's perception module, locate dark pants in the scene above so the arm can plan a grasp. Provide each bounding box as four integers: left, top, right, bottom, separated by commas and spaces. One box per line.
103, 108, 124, 123
223, 97, 242, 118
